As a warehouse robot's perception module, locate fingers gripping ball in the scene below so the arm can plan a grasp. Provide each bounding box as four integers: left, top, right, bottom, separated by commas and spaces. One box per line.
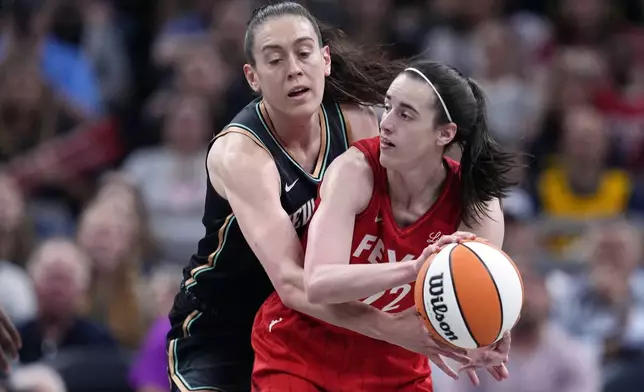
414, 239, 524, 350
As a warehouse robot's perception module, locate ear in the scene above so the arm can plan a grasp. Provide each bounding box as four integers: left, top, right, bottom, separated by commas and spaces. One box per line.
322, 45, 331, 77
243, 64, 261, 93
435, 123, 457, 147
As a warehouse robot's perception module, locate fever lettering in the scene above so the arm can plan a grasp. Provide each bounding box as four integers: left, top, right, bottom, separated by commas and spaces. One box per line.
353, 234, 415, 263
427, 273, 458, 341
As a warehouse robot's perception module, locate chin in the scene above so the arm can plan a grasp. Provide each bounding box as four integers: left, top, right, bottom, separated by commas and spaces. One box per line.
284, 98, 320, 119
378, 151, 397, 170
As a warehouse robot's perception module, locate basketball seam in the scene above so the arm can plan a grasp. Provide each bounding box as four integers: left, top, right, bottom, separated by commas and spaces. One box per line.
463, 244, 505, 344
448, 245, 479, 347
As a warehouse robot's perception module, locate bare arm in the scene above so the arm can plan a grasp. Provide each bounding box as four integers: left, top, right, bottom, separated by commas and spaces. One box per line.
458, 198, 505, 248
303, 149, 428, 305
210, 131, 390, 340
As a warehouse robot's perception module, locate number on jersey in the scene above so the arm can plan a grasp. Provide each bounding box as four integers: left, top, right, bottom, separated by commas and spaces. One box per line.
362, 284, 412, 312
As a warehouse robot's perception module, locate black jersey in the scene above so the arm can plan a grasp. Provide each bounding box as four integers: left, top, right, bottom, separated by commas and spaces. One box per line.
179, 95, 351, 330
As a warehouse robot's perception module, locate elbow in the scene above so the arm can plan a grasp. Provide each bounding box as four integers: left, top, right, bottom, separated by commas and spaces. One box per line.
273, 271, 305, 310
276, 281, 299, 310
303, 270, 331, 305
305, 285, 326, 305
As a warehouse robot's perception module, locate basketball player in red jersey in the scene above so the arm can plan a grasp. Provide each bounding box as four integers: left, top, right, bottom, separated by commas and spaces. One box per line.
252, 60, 518, 391
168, 3, 476, 391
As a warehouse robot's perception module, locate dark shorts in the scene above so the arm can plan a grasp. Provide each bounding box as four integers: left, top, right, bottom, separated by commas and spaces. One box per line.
167, 291, 255, 392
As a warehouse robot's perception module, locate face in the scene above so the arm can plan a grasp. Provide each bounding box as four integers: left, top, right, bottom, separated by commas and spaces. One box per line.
165, 95, 209, 152
30, 242, 88, 317
379, 73, 456, 169
244, 15, 331, 118
561, 107, 607, 164
77, 204, 138, 273
179, 45, 229, 96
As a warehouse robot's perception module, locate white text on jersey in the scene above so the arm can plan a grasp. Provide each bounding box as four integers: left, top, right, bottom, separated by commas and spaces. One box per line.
352, 234, 415, 263
290, 198, 315, 231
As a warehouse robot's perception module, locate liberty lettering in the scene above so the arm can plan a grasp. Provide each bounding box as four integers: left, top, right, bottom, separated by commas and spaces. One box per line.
427, 273, 458, 341
290, 198, 315, 230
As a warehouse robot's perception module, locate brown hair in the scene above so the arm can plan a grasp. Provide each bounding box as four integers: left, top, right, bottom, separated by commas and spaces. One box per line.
402, 61, 520, 226
243, 1, 405, 106
78, 176, 157, 348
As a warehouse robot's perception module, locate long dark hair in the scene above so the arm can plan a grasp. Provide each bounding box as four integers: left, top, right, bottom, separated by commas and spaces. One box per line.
403, 61, 519, 227
243, 1, 403, 106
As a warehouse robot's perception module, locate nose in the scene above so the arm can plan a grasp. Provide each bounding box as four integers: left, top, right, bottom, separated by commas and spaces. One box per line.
286, 54, 303, 79
379, 109, 394, 134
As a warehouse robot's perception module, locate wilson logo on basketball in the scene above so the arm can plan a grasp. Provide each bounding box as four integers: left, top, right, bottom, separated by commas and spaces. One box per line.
427, 273, 458, 341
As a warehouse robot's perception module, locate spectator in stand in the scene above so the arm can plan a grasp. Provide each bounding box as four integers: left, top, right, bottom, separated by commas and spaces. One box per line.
77, 178, 152, 349
0, 172, 37, 324
18, 238, 116, 365
123, 93, 209, 263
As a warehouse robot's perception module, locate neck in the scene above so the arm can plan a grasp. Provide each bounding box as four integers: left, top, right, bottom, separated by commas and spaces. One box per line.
264, 102, 320, 147
387, 154, 447, 209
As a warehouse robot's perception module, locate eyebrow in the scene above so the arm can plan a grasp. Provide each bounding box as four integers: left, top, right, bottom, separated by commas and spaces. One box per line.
261, 37, 316, 53
385, 94, 420, 115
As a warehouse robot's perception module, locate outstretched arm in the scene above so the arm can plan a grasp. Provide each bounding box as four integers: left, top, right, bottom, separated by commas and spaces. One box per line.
303, 148, 432, 304
210, 131, 391, 341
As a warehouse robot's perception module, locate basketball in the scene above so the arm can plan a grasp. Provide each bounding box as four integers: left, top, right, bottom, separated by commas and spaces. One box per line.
414, 239, 524, 350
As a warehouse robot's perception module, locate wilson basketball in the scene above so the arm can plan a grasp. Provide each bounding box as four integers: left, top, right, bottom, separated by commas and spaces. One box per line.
414, 239, 523, 349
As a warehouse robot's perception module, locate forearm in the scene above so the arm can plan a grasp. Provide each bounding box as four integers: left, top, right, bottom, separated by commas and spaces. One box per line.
288, 286, 389, 340
280, 266, 390, 341
305, 261, 417, 304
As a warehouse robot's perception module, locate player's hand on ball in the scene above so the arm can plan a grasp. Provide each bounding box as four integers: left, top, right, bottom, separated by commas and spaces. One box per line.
412, 231, 478, 274
427, 231, 477, 254
387, 308, 472, 380
432, 231, 476, 252
459, 331, 511, 385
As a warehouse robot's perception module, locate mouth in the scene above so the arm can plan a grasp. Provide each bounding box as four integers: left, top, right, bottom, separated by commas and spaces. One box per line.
287, 86, 310, 98
380, 137, 395, 149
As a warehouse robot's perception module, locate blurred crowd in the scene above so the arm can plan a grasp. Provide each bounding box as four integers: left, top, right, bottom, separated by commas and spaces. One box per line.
0, 0, 643, 391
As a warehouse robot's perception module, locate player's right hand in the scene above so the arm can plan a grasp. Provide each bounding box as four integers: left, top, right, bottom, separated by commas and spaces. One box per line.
385, 308, 471, 380
0, 306, 20, 372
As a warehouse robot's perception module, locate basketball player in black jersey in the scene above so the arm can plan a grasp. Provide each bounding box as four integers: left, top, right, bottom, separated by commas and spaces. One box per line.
167, 3, 476, 391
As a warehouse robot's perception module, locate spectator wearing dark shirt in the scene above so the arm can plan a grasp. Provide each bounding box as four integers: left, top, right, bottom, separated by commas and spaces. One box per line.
18, 238, 116, 365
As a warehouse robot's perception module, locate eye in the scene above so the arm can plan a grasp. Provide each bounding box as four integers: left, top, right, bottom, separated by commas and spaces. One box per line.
299, 51, 311, 59
268, 58, 282, 65
399, 111, 411, 120
383, 103, 391, 112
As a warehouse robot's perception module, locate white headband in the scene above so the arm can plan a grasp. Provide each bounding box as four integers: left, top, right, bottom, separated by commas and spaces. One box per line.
404, 67, 453, 123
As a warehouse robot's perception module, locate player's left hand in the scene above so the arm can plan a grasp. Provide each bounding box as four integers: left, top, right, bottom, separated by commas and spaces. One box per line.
459, 331, 511, 385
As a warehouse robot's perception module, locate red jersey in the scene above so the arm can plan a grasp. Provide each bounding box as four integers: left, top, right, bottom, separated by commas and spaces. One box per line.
252, 137, 463, 392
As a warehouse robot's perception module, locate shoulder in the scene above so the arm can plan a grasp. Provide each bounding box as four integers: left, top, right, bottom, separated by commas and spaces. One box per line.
339, 104, 379, 142
208, 127, 280, 198
209, 127, 274, 175
327, 147, 373, 179
320, 147, 374, 211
